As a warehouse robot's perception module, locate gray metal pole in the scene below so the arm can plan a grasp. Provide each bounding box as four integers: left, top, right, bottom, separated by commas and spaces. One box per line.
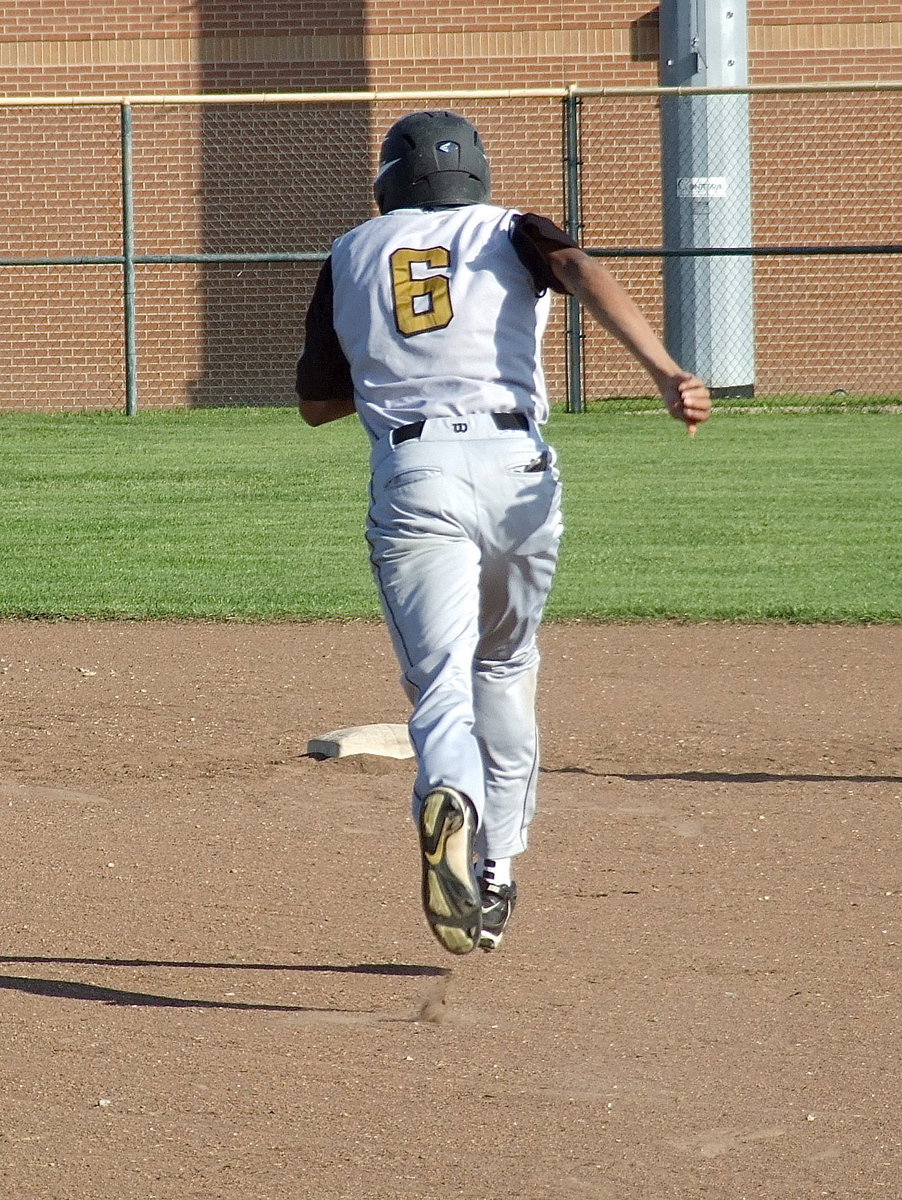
564, 89, 584, 413
120, 102, 138, 416
659, 0, 755, 396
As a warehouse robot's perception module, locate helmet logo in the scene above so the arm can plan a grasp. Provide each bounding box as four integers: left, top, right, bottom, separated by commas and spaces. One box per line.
437, 141, 459, 154
375, 156, 402, 181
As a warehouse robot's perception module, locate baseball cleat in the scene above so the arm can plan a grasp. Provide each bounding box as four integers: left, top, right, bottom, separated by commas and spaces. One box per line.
478, 879, 518, 952
418, 786, 481, 955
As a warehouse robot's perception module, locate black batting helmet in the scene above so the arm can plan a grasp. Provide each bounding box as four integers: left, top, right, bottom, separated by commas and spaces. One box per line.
374, 110, 491, 214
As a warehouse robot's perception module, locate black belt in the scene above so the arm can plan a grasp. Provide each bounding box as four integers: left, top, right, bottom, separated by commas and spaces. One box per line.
391, 411, 529, 446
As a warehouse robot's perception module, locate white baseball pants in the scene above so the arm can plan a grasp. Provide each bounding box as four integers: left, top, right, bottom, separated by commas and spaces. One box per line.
367, 412, 563, 860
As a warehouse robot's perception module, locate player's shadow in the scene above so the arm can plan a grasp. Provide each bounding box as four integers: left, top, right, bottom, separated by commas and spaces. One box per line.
0, 957, 448, 1012
541, 766, 902, 784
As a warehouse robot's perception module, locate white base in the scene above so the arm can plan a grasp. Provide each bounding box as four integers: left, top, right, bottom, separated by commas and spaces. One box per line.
307, 723, 414, 760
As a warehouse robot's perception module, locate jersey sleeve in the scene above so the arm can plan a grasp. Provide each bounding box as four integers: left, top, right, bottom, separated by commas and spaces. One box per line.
295, 257, 355, 403
509, 212, 581, 296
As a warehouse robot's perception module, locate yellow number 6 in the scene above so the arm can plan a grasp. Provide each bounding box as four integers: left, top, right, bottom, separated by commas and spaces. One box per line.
390, 247, 454, 336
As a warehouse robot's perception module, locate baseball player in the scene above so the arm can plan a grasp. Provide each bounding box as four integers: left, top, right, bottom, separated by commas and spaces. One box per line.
296, 110, 710, 957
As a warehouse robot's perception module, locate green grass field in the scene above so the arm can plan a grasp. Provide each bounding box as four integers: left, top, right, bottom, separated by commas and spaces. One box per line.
1, 407, 899, 622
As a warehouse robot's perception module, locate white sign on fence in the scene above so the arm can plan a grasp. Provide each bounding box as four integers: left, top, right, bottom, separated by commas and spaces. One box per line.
677, 175, 729, 199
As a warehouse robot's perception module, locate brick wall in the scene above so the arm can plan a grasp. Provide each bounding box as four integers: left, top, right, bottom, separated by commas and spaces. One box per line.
0, 3, 899, 410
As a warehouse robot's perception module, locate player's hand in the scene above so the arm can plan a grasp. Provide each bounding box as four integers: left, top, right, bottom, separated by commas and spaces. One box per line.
662, 373, 712, 436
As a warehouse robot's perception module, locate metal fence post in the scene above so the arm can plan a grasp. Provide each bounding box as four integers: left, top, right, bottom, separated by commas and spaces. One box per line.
120, 101, 138, 416
659, 0, 756, 396
564, 86, 584, 413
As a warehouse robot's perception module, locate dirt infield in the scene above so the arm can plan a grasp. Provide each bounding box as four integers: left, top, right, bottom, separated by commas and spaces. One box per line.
1, 619, 899, 1200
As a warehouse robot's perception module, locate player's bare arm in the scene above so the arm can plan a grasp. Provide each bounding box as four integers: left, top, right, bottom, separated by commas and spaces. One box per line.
547, 246, 712, 432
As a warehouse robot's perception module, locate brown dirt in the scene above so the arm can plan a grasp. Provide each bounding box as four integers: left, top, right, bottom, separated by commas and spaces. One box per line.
1, 619, 899, 1200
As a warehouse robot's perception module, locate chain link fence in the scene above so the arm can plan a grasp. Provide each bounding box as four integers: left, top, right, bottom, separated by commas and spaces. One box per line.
0, 86, 899, 414
577, 85, 901, 411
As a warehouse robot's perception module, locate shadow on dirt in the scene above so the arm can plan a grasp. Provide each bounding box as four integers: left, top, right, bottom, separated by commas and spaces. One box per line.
542, 766, 901, 784
0, 957, 449, 1012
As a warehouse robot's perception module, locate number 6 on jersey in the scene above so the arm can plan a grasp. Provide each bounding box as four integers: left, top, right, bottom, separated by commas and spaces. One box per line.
390, 246, 454, 336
